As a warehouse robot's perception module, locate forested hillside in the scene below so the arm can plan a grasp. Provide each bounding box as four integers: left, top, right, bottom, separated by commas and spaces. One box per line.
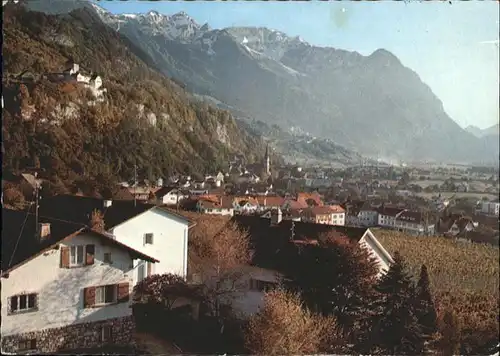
2, 5, 268, 194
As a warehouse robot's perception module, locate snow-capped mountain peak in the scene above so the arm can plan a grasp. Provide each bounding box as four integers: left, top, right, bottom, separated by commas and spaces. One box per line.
89, 2, 110, 17
91, 7, 206, 42
172, 11, 189, 18
225, 27, 308, 61
121, 13, 137, 19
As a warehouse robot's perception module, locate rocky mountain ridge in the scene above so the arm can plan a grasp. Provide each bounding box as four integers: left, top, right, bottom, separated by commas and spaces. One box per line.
466, 123, 499, 138
23, 0, 499, 165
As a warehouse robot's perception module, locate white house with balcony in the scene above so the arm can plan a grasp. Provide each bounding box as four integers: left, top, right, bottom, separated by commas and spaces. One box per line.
1, 209, 158, 354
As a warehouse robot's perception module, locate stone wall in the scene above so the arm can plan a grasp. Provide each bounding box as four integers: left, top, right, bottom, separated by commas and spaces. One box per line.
1, 315, 135, 354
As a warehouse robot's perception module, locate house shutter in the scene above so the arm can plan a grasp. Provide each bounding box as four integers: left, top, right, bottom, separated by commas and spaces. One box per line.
117, 282, 130, 303
60, 247, 70, 268
84, 287, 96, 308
85, 244, 95, 265
147, 262, 152, 277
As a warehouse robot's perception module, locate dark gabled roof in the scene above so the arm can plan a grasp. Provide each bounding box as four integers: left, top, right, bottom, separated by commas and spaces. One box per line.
2, 208, 158, 274
154, 186, 176, 198
341, 199, 365, 215
230, 215, 368, 270
396, 210, 424, 223
39, 194, 156, 230
113, 187, 135, 201
2, 208, 85, 271
377, 205, 404, 217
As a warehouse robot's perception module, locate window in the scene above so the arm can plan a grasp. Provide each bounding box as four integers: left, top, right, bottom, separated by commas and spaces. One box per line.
70, 245, 85, 266
18, 339, 36, 351
144, 233, 154, 245
10, 293, 38, 314
103, 253, 112, 264
95, 285, 117, 305
101, 325, 112, 342
249, 279, 276, 292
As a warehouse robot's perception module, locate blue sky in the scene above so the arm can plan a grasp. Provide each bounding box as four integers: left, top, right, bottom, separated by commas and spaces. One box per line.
96, 0, 499, 130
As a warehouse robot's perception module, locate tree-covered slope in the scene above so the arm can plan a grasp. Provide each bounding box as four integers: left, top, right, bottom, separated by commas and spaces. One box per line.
2, 5, 269, 193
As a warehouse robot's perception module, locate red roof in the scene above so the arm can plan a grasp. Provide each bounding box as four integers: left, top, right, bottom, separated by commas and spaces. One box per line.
328, 204, 345, 213
198, 195, 234, 209
256, 196, 286, 207
305, 206, 340, 216
285, 199, 308, 209
297, 192, 324, 207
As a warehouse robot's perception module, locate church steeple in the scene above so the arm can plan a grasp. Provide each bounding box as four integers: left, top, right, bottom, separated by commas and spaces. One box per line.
264, 144, 270, 175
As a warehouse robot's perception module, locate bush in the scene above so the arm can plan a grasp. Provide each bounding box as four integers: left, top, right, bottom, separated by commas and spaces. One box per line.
3, 187, 26, 210
244, 289, 340, 355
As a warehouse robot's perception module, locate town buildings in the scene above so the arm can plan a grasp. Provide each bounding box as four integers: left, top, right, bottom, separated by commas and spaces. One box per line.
377, 205, 435, 236
301, 205, 346, 226
480, 201, 500, 217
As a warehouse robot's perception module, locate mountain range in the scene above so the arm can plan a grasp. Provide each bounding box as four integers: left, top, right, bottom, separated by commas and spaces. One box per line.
466, 123, 499, 139
17, 0, 500, 165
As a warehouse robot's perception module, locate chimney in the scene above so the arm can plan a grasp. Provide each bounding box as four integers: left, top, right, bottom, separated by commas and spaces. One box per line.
104, 199, 112, 208
38, 223, 51, 241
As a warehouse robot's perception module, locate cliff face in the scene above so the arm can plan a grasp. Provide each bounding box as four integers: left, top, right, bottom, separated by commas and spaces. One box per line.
2, 5, 270, 186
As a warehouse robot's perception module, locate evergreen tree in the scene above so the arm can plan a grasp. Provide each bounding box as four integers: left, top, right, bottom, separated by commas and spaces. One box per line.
287, 234, 379, 338
365, 252, 425, 355
415, 264, 438, 337
439, 309, 461, 356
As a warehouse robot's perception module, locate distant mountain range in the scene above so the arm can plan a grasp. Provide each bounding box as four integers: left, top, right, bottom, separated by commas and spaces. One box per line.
466, 123, 499, 138
21, 0, 500, 166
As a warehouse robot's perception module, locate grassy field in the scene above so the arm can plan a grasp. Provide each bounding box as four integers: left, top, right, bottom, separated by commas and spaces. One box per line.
410, 179, 446, 188
415, 191, 498, 200
374, 228, 499, 296
374, 228, 499, 351
410, 179, 497, 191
